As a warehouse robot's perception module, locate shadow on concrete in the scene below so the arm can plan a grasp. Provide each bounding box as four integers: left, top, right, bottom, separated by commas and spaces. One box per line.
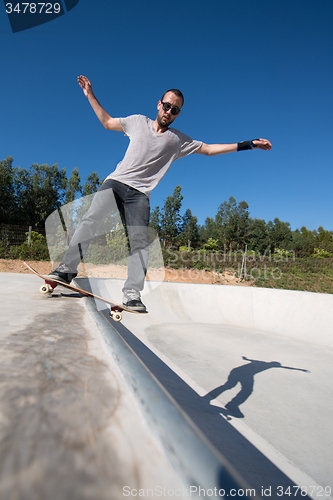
101, 309, 311, 499
202, 357, 310, 419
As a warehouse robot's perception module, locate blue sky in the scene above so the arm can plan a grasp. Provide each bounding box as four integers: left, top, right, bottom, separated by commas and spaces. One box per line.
1, 0, 332, 231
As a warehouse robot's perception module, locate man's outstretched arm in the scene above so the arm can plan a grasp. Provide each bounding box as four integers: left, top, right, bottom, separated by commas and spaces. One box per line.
196, 138, 272, 156
77, 75, 123, 132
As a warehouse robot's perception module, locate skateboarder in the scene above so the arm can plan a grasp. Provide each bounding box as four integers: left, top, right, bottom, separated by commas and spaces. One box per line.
49, 75, 272, 311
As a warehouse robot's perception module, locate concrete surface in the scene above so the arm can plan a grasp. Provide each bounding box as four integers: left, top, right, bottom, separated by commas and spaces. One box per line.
2, 271, 332, 500
0, 273, 191, 500
80, 278, 333, 500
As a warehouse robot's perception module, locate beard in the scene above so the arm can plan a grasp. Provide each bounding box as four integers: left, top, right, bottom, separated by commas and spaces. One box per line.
156, 112, 173, 129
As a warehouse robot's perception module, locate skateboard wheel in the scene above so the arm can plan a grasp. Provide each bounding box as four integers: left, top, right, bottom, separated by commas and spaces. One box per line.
110, 311, 122, 322
40, 284, 52, 294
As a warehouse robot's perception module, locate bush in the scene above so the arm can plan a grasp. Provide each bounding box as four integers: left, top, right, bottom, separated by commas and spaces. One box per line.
273, 248, 295, 259
312, 248, 333, 258
0, 230, 50, 260
203, 238, 219, 252
14, 241, 49, 260
0, 229, 11, 258
179, 245, 191, 252
0, 242, 6, 258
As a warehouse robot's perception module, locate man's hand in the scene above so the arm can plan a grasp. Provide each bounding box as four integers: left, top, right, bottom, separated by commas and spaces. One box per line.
77, 75, 93, 98
251, 138, 272, 150
77, 74, 123, 132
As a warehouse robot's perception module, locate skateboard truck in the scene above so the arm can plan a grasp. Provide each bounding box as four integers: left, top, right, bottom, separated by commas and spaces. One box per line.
40, 280, 57, 294
109, 305, 123, 322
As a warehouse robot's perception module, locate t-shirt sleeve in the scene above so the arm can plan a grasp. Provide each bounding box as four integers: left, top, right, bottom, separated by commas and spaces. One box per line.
119, 115, 141, 137
176, 133, 202, 159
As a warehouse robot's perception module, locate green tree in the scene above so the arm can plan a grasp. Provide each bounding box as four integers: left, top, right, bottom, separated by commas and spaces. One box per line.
82, 172, 102, 196
65, 167, 81, 204
292, 226, 333, 256
199, 217, 218, 244
14, 163, 67, 226
290, 226, 316, 257
268, 218, 292, 251
160, 185, 183, 247
215, 196, 249, 250
149, 206, 162, 238
316, 226, 333, 251
178, 208, 199, 247
0, 156, 16, 224
246, 218, 271, 254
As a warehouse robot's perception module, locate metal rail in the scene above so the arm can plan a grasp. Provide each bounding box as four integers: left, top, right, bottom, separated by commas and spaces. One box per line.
84, 298, 259, 499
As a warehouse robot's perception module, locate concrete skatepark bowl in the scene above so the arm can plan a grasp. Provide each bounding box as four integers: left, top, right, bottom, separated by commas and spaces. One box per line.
0, 272, 332, 499
83, 278, 333, 500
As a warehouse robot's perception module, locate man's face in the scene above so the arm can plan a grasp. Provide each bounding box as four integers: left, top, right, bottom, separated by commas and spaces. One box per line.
156, 92, 182, 129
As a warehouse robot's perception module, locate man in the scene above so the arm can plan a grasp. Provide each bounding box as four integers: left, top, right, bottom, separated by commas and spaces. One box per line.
49, 75, 272, 311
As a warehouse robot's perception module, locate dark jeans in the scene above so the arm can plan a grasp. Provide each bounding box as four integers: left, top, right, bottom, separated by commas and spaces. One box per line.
61, 179, 150, 292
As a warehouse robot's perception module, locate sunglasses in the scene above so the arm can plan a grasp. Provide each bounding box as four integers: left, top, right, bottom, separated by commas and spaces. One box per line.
161, 101, 181, 116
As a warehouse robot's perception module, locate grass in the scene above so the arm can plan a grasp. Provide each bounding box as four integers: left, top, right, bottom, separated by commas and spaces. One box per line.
240, 257, 333, 294
163, 250, 333, 294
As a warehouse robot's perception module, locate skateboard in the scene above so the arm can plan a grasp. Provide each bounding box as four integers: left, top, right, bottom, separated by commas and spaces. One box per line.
23, 262, 146, 322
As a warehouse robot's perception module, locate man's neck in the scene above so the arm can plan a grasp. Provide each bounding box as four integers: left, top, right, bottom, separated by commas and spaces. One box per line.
152, 119, 168, 134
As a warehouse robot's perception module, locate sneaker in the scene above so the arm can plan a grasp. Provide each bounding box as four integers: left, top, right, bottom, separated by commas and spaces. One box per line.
48, 264, 77, 285
122, 289, 146, 312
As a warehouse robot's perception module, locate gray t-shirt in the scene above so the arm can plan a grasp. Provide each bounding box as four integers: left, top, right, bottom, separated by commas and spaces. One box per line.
106, 114, 202, 198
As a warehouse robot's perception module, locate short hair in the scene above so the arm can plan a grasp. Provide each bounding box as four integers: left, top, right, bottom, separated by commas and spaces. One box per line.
161, 89, 184, 107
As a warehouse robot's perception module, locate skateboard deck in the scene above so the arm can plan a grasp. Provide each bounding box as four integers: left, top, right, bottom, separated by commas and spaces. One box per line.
23, 261, 146, 322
